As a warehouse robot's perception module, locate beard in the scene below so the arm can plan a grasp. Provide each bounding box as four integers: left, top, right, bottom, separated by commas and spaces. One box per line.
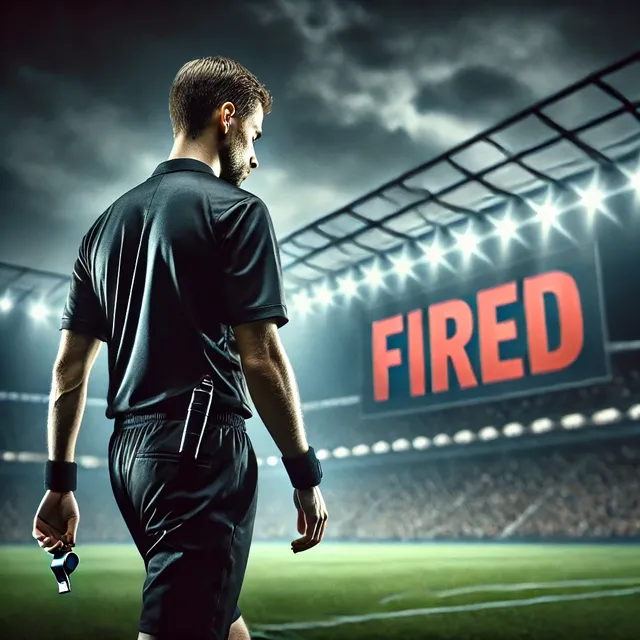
218, 130, 249, 187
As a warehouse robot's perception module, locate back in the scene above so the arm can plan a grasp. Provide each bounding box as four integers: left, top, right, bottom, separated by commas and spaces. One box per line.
61, 158, 288, 419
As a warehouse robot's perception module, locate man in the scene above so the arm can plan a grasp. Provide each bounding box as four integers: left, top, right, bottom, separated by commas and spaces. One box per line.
32, 56, 328, 640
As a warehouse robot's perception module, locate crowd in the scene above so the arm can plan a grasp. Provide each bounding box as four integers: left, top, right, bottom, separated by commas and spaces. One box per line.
1, 435, 639, 544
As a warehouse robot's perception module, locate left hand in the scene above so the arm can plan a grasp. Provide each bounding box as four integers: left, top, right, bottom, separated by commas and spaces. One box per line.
32, 491, 80, 554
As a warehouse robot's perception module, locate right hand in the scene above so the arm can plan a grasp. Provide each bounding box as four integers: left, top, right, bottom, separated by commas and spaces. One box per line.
291, 486, 328, 554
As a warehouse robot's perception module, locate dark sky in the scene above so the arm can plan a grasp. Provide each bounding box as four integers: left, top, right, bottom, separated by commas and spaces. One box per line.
1, 0, 638, 276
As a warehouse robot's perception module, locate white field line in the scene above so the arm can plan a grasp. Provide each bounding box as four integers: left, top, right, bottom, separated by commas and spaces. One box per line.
255, 586, 640, 632
379, 576, 640, 604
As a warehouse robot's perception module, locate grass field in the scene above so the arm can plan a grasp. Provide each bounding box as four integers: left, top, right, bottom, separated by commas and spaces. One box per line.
1, 542, 639, 639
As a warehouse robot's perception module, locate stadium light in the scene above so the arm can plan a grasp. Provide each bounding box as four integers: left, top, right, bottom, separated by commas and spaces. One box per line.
493, 215, 517, 241
561, 413, 587, 429
29, 302, 49, 320
266, 456, 279, 466
391, 254, 413, 277
503, 422, 524, 437
479, 426, 499, 440
314, 284, 333, 306
316, 448, 331, 460
453, 430, 475, 444
432, 433, 451, 447
412, 436, 430, 450
364, 264, 384, 288
338, 274, 358, 298
352, 444, 370, 456
333, 446, 351, 458
293, 291, 312, 315
579, 186, 605, 214
391, 438, 411, 452
1, 451, 17, 461
371, 441, 391, 454
533, 200, 561, 229
77, 455, 103, 468
592, 408, 621, 425
628, 404, 640, 420
455, 227, 477, 256
531, 417, 554, 433
0, 297, 13, 313
256, 458, 264, 466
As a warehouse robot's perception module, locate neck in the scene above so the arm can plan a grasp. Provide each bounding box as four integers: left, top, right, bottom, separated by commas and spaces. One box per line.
168, 131, 221, 176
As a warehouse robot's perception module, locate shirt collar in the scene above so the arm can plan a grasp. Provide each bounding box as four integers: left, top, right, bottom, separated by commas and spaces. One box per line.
151, 158, 215, 177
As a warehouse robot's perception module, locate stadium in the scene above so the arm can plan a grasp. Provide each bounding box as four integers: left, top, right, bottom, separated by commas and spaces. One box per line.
2, 51, 640, 640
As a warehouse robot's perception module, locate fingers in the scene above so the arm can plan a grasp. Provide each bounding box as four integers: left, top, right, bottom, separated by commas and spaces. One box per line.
33, 523, 74, 555
291, 496, 328, 554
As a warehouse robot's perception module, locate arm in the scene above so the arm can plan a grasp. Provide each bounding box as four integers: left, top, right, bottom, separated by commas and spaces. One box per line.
234, 320, 308, 458
48, 329, 102, 463
216, 196, 322, 491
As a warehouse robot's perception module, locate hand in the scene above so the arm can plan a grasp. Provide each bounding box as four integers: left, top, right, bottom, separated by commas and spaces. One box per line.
32, 491, 80, 554
291, 486, 328, 554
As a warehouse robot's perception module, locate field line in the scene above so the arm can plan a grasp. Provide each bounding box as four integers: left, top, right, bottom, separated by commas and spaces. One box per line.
379, 576, 640, 604
255, 586, 640, 632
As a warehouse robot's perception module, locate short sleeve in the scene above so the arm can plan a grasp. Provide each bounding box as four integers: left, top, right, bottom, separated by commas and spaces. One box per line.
215, 197, 289, 328
60, 237, 108, 342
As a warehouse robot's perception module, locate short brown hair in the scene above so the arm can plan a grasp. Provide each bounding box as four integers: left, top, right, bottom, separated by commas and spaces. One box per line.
169, 56, 273, 139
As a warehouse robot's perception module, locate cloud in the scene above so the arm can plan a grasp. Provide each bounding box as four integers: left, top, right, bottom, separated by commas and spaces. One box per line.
2, 68, 168, 223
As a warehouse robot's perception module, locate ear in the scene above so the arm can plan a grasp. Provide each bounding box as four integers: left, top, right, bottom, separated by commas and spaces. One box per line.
217, 101, 236, 135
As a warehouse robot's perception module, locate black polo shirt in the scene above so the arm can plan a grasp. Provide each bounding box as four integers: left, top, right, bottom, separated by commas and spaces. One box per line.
60, 158, 288, 420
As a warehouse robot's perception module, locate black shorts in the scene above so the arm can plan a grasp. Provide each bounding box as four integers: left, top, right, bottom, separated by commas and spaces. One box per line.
108, 409, 258, 639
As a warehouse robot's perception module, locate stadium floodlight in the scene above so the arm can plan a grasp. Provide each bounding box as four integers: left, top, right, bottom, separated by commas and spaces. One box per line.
256, 458, 264, 466
479, 426, 499, 440
371, 440, 391, 454
627, 404, 640, 420
364, 264, 384, 288
592, 407, 621, 425
561, 413, 587, 429
0, 297, 13, 313
530, 417, 554, 433
391, 255, 413, 277
503, 422, 524, 437
533, 200, 560, 229
421, 240, 443, 266
266, 456, 279, 466
292, 291, 312, 315
29, 302, 49, 320
77, 455, 103, 468
316, 448, 331, 460
1, 451, 17, 461
453, 430, 475, 444
432, 433, 451, 447
314, 284, 333, 306
412, 436, 430, 450
338, 274, 358, 298
493, 215, 517, 241
391, 438, 411, 452
456, 228, 477, 256
579, 186, 605, 214
333, 446, 351, 458
352, 444, 370, 456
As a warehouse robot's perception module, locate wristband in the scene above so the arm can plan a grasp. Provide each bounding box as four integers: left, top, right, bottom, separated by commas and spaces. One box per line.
45, 461, 77, 492
282, 447, 323, 490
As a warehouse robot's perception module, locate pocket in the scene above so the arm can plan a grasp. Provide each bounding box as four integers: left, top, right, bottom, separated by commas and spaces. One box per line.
135, 451, 212, 470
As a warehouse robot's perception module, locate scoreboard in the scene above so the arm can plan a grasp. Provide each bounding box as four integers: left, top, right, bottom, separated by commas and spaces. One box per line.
361, 243, 610, 417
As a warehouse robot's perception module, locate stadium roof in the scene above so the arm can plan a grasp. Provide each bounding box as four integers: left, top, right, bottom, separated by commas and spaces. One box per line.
278, 50, 640, 291
1, 51, 639, 311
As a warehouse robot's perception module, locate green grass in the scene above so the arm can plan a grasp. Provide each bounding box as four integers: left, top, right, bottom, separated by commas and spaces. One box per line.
1, 542, 639, 639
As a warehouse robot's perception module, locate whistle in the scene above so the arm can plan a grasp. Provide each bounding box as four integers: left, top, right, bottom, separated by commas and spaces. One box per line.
50, 550, 79, 594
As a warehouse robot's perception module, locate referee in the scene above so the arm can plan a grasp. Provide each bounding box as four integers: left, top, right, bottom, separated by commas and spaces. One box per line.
32, 56, 328, 640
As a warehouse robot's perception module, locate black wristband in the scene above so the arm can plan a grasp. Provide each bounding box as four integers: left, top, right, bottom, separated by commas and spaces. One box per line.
282, 447, 323, 490
44, 461, 77, 492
